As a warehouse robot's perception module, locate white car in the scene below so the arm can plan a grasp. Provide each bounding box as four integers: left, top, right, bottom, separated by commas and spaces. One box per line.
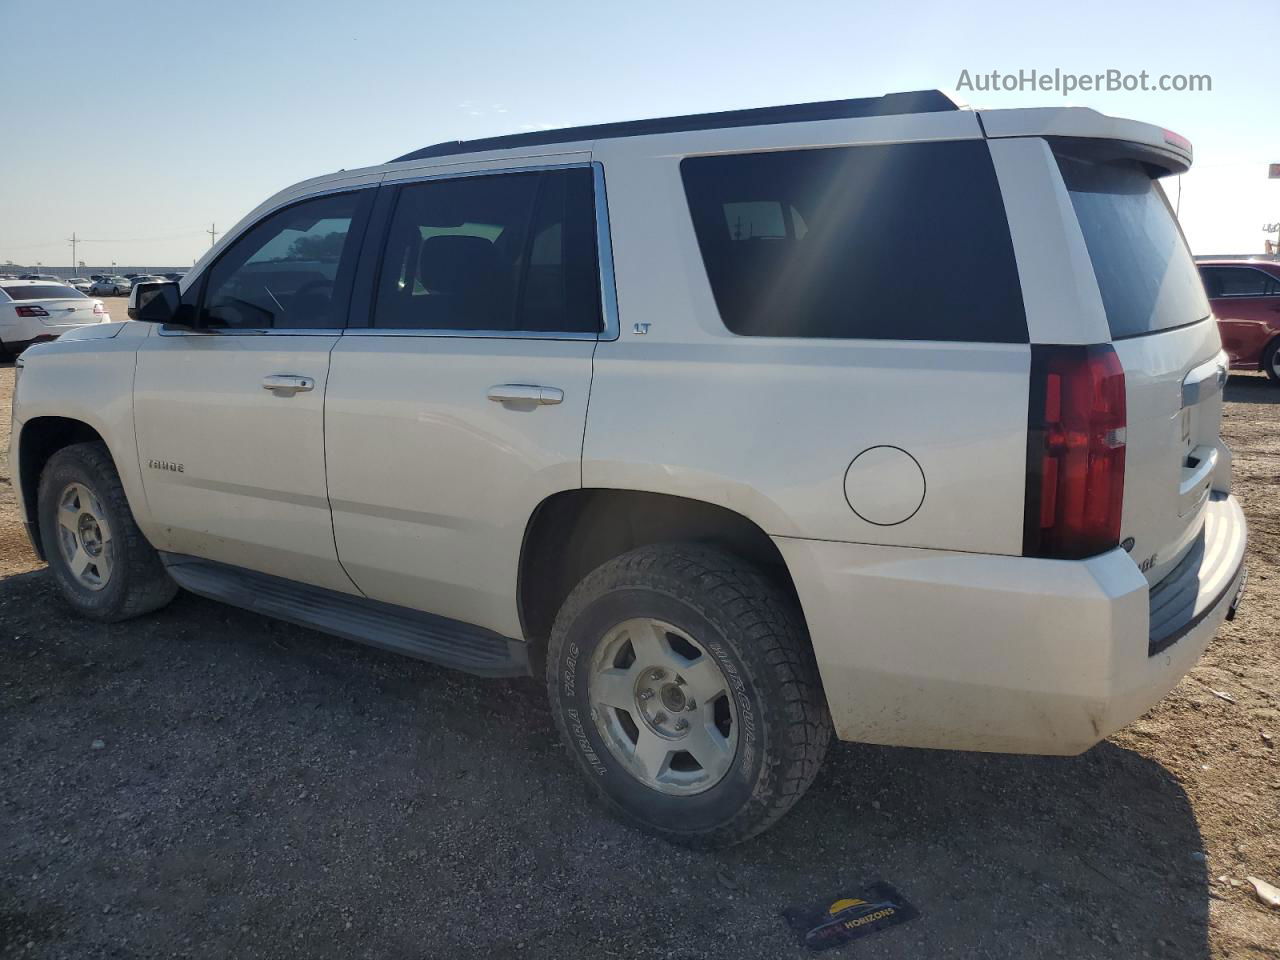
65, 278, 93, 293
89, 277, 131, 296
0, 280, 108, 357
9, 90, 1247, 846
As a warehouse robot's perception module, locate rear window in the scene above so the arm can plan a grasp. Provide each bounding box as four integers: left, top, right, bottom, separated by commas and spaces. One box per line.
1, 283, 85, 301
680, 141, 1027, 341
1055, 151, 1209, 339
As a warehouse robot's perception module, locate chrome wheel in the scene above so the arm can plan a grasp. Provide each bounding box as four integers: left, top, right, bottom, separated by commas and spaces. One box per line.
55, 482, 112, 591
588, 618, 738, 796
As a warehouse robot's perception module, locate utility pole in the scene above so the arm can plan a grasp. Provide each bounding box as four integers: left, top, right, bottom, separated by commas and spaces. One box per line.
67, 232, 78, 271
207, 223, 219, 248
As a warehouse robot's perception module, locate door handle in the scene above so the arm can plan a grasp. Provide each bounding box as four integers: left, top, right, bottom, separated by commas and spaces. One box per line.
262, 374, 315, 395
487, 384, 564, 406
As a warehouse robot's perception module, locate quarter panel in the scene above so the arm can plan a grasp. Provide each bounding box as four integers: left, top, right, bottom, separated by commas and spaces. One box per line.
584, 338, 1030, 553
587, 133, 1031, 554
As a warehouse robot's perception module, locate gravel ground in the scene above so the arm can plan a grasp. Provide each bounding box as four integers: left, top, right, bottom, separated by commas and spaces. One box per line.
1, 318, 1278, 958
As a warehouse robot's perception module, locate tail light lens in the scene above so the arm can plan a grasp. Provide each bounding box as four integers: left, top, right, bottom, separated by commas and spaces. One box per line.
15, 305, 49, 318
1024, 344, 1127, 560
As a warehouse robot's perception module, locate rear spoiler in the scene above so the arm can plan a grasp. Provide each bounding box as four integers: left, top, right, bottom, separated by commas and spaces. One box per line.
977, 106, 1192, 175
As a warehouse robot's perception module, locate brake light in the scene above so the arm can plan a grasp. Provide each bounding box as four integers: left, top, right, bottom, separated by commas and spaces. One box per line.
1024, 344, 1127, 560
14, 305, 49, 318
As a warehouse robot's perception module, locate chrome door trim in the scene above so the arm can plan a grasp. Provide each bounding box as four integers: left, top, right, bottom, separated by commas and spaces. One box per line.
157, 327, 342, 337
343, 159, 619, 342
338, 327, 600, 342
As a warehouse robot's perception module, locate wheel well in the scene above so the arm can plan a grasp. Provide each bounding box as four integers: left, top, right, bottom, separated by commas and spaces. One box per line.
18, 417, 107, 559
517, 489, 804, 660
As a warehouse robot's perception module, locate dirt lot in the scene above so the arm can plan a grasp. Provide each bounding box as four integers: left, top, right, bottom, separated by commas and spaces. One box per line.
1, 318, 1278, 958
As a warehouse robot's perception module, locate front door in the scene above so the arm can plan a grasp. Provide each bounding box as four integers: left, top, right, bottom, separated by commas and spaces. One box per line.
133, 189, 373, 593
325, 162, 606, 637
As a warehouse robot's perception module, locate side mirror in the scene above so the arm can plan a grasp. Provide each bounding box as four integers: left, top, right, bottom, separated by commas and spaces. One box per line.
128, 281, 196, 326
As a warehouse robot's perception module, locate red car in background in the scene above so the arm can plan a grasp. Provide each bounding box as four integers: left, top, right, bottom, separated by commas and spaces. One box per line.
1199, 260, 1280, 383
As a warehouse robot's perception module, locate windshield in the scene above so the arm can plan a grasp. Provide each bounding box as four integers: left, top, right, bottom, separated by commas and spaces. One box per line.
1055, 149, 1209, 339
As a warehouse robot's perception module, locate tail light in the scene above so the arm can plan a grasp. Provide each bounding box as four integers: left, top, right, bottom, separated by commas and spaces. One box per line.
93, 301, 105, 316
1023, 344, 1127, 560
15, 305, 49, 318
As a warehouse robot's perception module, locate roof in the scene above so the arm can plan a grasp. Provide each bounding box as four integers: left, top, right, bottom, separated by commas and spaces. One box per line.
391, 90, 959, 163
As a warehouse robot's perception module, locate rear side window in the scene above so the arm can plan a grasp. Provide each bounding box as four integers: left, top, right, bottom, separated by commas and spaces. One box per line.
1, 284, 85, 301
372, 167, 602, 334
1055, 151, 1209, 339
680, 141, 1027, 341
1200, 266, 1279, 298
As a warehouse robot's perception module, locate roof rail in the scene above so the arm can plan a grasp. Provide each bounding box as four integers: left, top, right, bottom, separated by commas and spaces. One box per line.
391, 90, 958, 163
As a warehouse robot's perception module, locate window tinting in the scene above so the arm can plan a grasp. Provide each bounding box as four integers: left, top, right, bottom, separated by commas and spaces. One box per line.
1200, 266, 1278, 298
2, 284, 85, 301
202, 191, 364, 329
680, 141, 1027, 341
373, 168, 602, 334
1056, 152, 1209, 339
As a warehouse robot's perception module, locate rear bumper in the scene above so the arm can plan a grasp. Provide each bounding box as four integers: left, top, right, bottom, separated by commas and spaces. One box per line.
775, 493, 1247, 755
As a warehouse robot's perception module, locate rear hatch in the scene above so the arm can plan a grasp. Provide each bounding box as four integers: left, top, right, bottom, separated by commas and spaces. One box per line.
3, 283, 101, 327
1054, 142, 1224, 586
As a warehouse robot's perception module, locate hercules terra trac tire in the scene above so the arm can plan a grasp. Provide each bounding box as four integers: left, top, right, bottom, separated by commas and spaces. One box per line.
547, 542, 832, 847
37, 442, 178, 622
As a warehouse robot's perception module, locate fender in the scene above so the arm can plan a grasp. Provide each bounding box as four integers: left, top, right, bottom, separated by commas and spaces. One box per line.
12, 324, 154, 548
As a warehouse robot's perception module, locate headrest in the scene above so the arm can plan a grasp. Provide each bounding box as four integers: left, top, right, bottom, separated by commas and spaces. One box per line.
418, 235, 501, 293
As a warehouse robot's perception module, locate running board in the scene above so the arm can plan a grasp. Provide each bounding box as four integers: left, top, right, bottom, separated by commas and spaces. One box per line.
160, 553, 530, 678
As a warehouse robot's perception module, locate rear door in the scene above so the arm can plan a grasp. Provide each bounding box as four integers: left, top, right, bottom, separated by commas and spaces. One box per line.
1054, 145, 1225, 585
133, 188, 373, 593
324, 160, 606, 638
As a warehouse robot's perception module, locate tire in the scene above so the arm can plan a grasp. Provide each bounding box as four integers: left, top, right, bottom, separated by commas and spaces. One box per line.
1263, 338, 1280, 384
547, 543, 831, 847
37, 442, 177, 622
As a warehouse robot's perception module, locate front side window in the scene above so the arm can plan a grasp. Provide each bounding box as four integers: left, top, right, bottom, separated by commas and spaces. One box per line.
372, 167, 601, 334
680, 141, 1027, 341
201, 191, 366, 329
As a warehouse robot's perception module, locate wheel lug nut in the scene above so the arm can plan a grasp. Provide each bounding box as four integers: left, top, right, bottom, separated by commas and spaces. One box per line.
638, 689, 654, 701
649, 668, 665, 681
654, 711, 668, 725
686, 699, 696, 711
674, 719, 688, 732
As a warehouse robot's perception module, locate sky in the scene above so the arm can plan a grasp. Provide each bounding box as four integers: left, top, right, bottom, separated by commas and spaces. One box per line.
1, 0, 1277, 268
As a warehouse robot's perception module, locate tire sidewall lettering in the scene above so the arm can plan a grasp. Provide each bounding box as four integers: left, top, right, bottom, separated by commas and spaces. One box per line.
553, 587, 767, 826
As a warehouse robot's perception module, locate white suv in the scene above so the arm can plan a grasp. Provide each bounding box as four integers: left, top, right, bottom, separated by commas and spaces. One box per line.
10, 90, 1248, 845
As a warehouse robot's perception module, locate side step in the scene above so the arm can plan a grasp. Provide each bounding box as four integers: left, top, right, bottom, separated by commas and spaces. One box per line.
160, 553, 530, 678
